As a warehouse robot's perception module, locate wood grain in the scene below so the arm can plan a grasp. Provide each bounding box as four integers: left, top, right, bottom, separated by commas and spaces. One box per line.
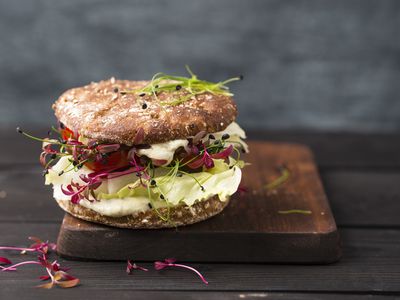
56, 142, 340, 263
0, 223, 399, 293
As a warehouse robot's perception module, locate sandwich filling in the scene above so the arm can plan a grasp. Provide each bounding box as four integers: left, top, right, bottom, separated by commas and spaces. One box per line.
42, 122, 248, 219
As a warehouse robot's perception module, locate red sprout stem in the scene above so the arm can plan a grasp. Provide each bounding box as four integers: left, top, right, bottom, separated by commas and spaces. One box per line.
1, 260, 42, 272
0, 246, 36, 252
0, 266, 16, 271
44, 264, 54, 282
168, 263, 208, 285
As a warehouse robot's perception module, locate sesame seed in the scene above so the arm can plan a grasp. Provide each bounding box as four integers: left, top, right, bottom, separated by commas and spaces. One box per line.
222, 133, 230, 140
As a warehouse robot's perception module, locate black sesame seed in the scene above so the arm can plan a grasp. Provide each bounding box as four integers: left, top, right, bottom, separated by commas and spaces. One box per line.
278, 165, 287, 173
59, 122, 65, 129
120, 91, 127, 95
160, 194, 165, 200
142, 103, 148, 109
154, 85, 159, 88
139, 93, 145, 97
222, 133, 230, 140
175, 85, 182, 90
16, 127, 23, 134
150, 179, 156, 186
58, 171, 64, 176
113, 87, 119, 93
201, 186, 205, 191
148, 203, 153, 209
208, 134, 215, 140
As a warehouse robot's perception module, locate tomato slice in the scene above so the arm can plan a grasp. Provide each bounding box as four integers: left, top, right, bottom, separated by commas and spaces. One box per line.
59, 126, 129, 171
85, 150, 129, 171
61, 127, 77, 141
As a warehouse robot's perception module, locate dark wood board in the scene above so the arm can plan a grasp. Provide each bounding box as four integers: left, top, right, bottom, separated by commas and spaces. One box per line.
0, 290, 394, 300
56, 141, 340, 263
1, 223, 399, 293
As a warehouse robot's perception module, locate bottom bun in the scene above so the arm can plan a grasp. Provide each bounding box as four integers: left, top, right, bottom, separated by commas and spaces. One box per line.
56, 195, 230, 229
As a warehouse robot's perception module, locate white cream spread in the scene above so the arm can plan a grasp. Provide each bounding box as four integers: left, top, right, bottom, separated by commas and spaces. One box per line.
46, 121, 246, 217
135, 121, 248, 166
137, 139, 189, 166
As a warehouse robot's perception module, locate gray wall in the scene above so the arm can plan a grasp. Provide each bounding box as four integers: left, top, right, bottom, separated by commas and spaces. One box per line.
1, 0, 400, 132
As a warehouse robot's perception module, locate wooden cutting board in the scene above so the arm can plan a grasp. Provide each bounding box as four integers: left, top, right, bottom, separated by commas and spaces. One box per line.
57, 141, 341, 263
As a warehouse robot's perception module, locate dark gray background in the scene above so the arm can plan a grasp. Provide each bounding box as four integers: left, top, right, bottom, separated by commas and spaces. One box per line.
1, 0, 400, 132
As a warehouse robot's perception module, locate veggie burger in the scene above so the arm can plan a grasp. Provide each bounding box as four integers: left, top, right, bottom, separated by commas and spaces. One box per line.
20, 68, 248, 228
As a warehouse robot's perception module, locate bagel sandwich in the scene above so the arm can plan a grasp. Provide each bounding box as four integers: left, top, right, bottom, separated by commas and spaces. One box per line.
19, 68, 248, 228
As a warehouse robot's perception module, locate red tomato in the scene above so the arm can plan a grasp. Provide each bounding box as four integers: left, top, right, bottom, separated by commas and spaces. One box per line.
85, 150, 129, 171
61, 127, 77, 140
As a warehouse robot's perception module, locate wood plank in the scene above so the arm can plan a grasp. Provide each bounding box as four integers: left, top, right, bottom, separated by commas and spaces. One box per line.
249, 131, 400, 168
322, 170, 400, 227
0, 289, 392, 300
0, 224, 399, 292
56, 142, 339, 263
0, 167, 399, 227
0, 165, 64, 222
3, 127, 400, 168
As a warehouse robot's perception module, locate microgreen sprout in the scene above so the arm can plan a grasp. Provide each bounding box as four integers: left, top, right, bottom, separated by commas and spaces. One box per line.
278, 209, 312, 215
154, 258, 208, 285
0, 237, 79, 289
126, 260, 149, 274
265, 165, 290, 190
122, 66, 242, 106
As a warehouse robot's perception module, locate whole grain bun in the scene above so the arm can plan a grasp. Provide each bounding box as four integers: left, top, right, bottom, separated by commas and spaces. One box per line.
56, 195, 229, 229
53, 78, 237, 145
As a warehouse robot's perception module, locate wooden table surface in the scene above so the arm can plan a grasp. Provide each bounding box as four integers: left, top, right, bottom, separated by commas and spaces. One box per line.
1, 128, 399, 299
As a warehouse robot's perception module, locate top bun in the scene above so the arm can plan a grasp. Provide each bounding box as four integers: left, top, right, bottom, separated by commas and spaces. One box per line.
53, 78, 237, 145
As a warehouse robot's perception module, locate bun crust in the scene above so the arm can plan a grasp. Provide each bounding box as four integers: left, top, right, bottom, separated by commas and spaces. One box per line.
56, 195, 230, 229
53, 78, 237, 145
